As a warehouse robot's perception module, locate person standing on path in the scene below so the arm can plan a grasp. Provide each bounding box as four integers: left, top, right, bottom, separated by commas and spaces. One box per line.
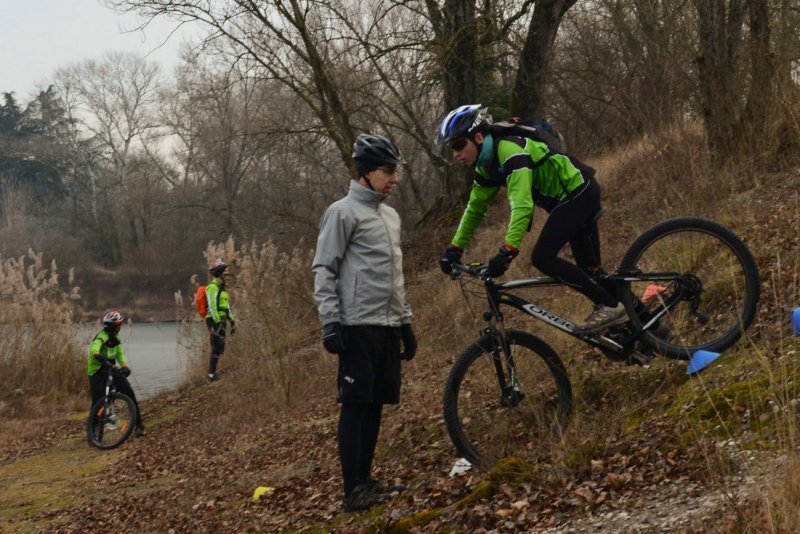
312, 133, 418, 512
205, 260, 236, 381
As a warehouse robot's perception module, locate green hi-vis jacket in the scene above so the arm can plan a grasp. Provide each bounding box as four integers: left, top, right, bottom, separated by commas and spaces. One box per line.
87, 328, 127, 376
205, 278, 235, 324
451, 133, 595, 250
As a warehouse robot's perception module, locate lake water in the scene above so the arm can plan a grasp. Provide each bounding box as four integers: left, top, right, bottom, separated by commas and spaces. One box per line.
79, 322, 199, 400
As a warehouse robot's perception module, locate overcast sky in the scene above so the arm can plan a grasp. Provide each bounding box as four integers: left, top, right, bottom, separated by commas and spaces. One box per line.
0, 0, 202, 103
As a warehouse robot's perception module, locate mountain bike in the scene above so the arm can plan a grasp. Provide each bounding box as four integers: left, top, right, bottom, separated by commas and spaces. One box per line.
442, 217, 760, 467
87, 367, 138, 449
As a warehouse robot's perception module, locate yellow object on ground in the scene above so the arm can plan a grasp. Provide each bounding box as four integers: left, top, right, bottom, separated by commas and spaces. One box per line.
252, 486, 275, 502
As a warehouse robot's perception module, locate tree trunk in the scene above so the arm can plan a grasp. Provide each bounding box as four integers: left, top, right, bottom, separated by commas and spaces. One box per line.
742, 0, 774, 129
511, 0, 577, 119
426, 0, 479, 197
693, 0, 745, 162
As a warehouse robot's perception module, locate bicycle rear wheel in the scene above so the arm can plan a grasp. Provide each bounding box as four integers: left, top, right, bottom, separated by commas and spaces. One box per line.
619, 217, 760, 359
87, 392, 137, 450
443, 330, 572, 467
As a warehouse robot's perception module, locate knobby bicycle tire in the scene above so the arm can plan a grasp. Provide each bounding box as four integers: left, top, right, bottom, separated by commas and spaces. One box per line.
87, 392, 138, 450
443, 330, 572, 467
619, 217, 760, 360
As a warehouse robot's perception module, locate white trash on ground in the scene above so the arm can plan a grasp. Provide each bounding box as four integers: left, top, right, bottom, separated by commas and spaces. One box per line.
449, 457, 473, 477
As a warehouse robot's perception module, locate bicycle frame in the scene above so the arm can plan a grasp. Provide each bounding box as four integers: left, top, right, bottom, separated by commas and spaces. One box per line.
467, 267, 692, 356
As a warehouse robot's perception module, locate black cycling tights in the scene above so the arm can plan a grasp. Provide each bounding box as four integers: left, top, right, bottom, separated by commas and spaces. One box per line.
530, 178, 617, 307
338, 402, 383, 497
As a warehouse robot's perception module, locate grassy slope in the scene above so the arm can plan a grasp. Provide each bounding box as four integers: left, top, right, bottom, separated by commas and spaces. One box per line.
2, 139, 799, 532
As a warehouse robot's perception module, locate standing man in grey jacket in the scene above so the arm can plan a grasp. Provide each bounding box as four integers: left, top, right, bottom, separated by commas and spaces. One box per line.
312, 133, 417, 513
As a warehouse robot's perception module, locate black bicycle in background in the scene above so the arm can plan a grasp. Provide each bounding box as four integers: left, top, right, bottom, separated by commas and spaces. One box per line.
87, 367, 138, 449
442, 217, 760, 467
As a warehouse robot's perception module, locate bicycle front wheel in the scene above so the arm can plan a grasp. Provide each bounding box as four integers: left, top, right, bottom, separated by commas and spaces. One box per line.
620, 217, 760, 359
87, 392, 137, 450
443, 330, 572, 468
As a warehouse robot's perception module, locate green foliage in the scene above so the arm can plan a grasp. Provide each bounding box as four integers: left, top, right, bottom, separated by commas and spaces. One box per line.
0, 88, 70, 211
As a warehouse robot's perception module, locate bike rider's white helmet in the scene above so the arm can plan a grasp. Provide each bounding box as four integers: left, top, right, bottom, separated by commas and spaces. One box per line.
102, 311, 123, 330
208, 259, 228, 277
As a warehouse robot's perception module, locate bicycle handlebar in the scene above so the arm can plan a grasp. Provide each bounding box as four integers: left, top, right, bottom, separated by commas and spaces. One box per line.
449, 262, 489, 280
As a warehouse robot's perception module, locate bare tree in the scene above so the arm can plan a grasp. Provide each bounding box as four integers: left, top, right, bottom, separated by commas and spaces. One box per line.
108, 0, 359, 171
163, 54, 279, 236
54, 52, 162, 252
692, 0, 747, 160
511, 0, 578, 119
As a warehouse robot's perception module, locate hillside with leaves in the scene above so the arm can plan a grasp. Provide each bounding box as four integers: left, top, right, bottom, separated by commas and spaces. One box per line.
2, 129, 799, 532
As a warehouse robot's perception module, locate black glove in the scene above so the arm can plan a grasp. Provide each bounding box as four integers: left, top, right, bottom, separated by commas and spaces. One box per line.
400, 324, 417, 361
486, 244, 519, 278
322, 322, 346, 354
439, 245, 463, 275
118, 366, 132, 378
229, 320, 236, 335
95, 355, 111, 369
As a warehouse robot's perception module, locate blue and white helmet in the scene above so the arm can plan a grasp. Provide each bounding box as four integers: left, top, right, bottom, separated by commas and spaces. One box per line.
435, 104, 491, 146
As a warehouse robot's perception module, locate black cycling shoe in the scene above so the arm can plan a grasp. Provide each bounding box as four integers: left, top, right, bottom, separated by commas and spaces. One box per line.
364, 477, 406, 494
343, 483, 390, 513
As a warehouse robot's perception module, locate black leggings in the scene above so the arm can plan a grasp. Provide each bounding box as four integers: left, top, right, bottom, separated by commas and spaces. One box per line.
530, 178, 617, 307
338, 403, 383, 497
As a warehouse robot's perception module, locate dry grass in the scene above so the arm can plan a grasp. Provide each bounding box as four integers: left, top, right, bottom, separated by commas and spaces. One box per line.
0, 251, 85, 418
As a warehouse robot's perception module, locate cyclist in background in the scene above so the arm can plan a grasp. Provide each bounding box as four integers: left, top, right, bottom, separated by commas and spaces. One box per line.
312, 133, 418, 512
205, 260, 236, 381
87, 310, 145, 437
436, 104, 625, 333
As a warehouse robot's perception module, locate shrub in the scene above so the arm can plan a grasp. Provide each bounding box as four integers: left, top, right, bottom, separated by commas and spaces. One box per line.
0, 250, 84, 418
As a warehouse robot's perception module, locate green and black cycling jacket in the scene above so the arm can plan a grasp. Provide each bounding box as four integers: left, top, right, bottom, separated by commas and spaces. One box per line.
451, 133, 596, 250
205, 278, 235, 324
87, 328, 127, 376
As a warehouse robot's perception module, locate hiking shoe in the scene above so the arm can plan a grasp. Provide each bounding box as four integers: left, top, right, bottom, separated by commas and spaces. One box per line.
364, 477, 406, 494
135, 425, 147, 438
343, 483, 390, 513
208, 373, 217, 382
575, 303, 628, 334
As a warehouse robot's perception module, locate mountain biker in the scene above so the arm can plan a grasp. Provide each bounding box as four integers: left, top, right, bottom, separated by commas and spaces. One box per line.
87, 311, 145, 437
312, 133, 417, 512
206, 260, 236, 381
436, 104, 626, 333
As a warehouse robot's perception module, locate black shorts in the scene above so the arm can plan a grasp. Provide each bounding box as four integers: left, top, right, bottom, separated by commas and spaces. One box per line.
337, 325, 402, 405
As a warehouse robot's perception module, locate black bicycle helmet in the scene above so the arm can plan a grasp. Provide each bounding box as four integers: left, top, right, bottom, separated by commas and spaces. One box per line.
352, 133, 406, 166
435, 104, 491, 146
209, 259, 228, 277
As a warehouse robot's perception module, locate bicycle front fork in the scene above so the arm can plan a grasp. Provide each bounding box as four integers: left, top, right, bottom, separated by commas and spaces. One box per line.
485, 329, 525, 408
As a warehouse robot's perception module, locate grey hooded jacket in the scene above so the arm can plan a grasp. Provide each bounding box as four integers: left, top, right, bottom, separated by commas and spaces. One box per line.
313, 180, 412, 327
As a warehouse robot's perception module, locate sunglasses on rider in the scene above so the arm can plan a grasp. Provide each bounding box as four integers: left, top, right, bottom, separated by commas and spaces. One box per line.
448, 138, 469, 151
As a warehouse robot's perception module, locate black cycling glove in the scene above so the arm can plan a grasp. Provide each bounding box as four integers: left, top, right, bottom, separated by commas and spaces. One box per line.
486, 244, 519, 278
400, 324, 417, 361
322, 322, 346, 354
439, 245, 463, 275
118, 366, 132, 378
